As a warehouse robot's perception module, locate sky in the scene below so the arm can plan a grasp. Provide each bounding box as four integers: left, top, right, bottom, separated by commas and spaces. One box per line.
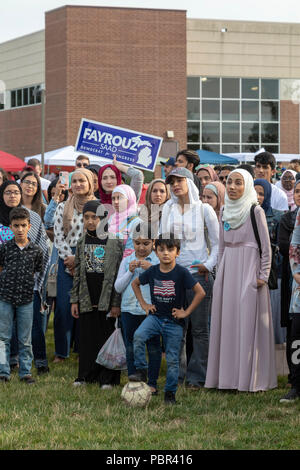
1, 0, 300, 43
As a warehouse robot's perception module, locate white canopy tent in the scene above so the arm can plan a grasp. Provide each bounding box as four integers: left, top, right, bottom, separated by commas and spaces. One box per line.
224, 153, 300, 163
25, 145, 110, 167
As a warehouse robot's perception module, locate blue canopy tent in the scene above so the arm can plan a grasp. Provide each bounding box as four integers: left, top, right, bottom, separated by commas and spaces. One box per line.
196, 149, 239, 165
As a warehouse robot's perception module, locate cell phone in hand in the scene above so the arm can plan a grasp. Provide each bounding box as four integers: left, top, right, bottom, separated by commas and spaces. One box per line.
59, 171, 69, 188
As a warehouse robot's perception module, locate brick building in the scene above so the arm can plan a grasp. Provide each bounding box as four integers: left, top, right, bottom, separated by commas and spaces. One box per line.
0, 5, 300, 163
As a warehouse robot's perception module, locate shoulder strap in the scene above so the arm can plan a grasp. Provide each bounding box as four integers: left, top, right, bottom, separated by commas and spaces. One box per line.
250, 204, 262, 257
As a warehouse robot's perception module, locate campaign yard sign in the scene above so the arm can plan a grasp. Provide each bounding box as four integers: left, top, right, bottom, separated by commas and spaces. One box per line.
75, 119, 163, 172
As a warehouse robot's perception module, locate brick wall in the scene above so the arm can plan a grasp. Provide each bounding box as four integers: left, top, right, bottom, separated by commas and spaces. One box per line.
280, 100, 299, 154
1, 6, 187, 159
48, 5, 187, 151
0, 105, 42, 158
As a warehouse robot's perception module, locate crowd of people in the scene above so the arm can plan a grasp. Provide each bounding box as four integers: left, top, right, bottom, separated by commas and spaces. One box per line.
0, 150, 299, 405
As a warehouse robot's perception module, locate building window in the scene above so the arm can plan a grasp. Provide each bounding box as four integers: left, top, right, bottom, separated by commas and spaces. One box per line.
10, 85, 42, 109
187, 77, 280, 154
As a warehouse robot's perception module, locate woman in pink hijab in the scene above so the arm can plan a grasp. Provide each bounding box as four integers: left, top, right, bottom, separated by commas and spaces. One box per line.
108, 184, 140, 258
196, 166, 219, 188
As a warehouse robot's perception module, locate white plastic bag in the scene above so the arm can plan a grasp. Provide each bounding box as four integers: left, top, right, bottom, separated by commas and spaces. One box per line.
96, 320, 127, 370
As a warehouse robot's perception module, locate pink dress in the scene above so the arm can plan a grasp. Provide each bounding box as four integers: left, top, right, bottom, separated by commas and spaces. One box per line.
205, 205, 277, 392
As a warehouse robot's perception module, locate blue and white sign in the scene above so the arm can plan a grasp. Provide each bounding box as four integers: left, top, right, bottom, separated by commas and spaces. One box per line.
75, 119, 163, 172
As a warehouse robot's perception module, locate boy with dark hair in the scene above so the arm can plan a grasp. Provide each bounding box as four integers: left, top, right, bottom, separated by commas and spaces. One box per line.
0, 207, 43, 384
218, 165, 235, 185
254, 151, 288, 210
175, 149, 202, 195
130, 234, 205, 404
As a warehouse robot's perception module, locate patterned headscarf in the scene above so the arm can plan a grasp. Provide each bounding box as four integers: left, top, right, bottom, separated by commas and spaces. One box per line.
62, 169, 96, 236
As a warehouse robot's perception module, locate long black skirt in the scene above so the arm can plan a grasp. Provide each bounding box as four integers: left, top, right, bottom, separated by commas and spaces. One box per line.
78, 309, 121, 386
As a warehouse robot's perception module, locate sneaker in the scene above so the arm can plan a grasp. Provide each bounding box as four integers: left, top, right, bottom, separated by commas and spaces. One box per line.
186, 383, 204, 391
53, 356, 65, 363
164, 391, 176, 405
128, 369, 147, 383
10, 363, 19, 371
0, 376, 10, 382
20, 375, 35, 385
37, 366, 50, 376
100, 384, 113, 390
279, 388, 300, 403
73, 378, 86, 387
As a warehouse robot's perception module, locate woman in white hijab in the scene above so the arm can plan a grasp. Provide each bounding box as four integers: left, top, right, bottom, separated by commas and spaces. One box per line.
205, 169, 277, 392
161, 167, 219, 389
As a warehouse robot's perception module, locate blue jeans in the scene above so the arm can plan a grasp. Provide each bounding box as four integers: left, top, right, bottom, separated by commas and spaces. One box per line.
133, 315, 183, 393
179, 273, 213, 386
54, 256, 76, 358
121, 311, 162, 389
0, 299, 33, 378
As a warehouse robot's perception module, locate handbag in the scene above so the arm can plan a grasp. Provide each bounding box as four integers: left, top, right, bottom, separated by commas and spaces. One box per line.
96, 319, 127, 370
250, 204, 278, 290
47, 262, 58, 297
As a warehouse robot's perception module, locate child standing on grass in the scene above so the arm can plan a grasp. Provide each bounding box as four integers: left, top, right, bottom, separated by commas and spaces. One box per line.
114, 223, 162, 395
130, 234, 205, 404
0, 207, 43, 384
70, 200, 124, 389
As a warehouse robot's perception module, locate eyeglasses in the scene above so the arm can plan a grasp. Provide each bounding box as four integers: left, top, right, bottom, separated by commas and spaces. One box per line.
219, 176, 228, 182
3, 191, 21, 196
22, 180, 38, 187
76, 162, 89, 168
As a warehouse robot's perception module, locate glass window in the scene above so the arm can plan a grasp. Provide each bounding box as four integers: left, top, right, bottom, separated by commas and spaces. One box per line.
23, 88, 29, 106
35, 89, 41, 103
222, 101, 239, 121
242, 79, 259, 99
11, 91, 16, 108
261, 101, 278, 121
242, 101, 259, 121
187, 122, 200, 142
29, 87, 35, 105
261, 79, 279, 100
187, 100, 200, 120
202, 100, 220, 120
222, 144, 240, 153
202, 122, 220, 143
17, 89, 22, 107
187, 144, 200, 151
222, 78, 240, 98
222, 122, 240, 143
187, 77, 200, 98
263, 145, 279, 154
261, 123, 279, 143
202, 77, 220, 98
242, 123, 259, 143
202, 144, 220, 153
242, 144, 260, 153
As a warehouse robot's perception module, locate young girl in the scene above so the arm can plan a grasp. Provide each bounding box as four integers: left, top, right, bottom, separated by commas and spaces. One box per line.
114, 224, 162, 394
70, 200, 124, 388
109, 184, 140, 258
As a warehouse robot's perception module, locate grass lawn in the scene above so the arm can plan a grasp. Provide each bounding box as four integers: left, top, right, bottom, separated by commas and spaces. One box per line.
0, 318, 299, 450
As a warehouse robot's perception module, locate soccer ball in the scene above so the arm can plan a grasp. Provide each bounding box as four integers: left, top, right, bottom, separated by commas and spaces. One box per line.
121, 381, 152, 407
